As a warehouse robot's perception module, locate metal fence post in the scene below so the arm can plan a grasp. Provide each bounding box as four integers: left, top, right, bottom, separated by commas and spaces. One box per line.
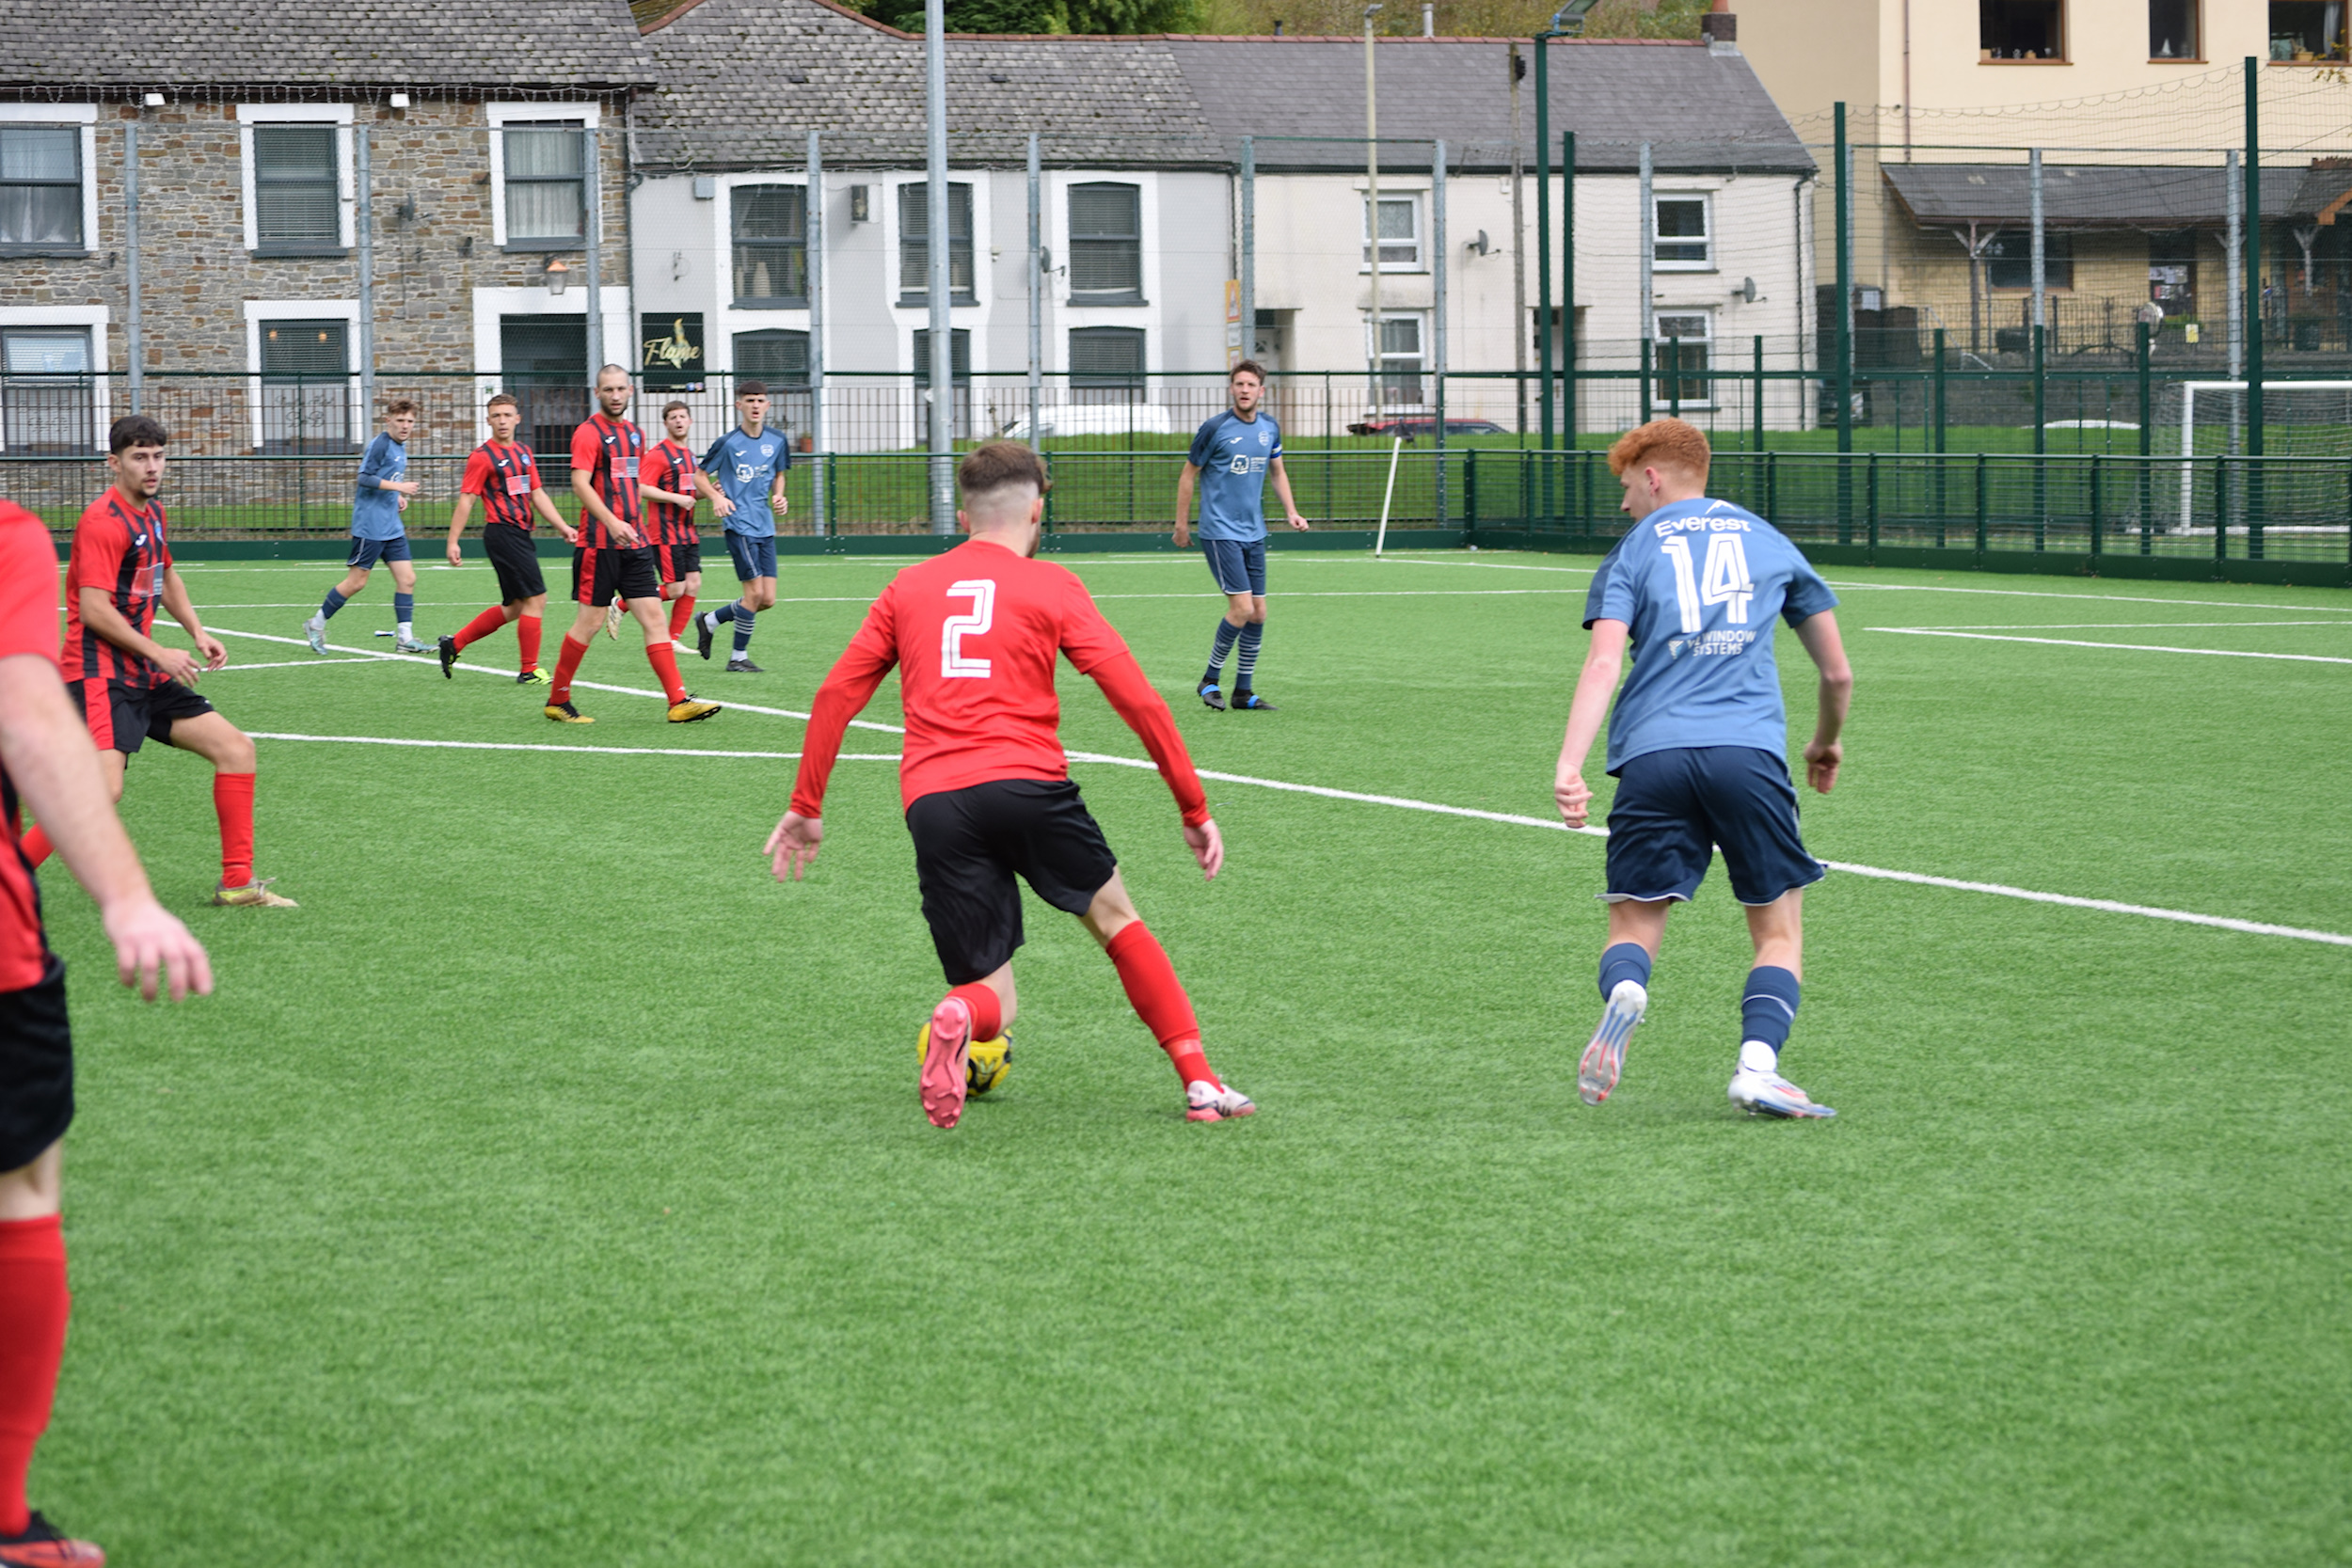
1666, 335, 1679, 419
2090, 452, 2103, 558
1465, 446, 1478, 543
1931, 330, 1948, 544
1751, 333, 1764, 454
1766, 449, 1777, 523
1975, 451, 1989, 555
584, 126, 602, 387
2032, 325, 2047, 550
1535, 36, 1554, 474
809, 130, 827, 538
1639, 338, 1653, 425
2137, 319, 2153, 552
1561, 130, 1575, 450
1434, 136, 1448, 533
2245, 55, 2266, 557
2214, 452, 2229, 564
1866, 449, 1879, 554
357, 126, 374, 425
124, 123, 141, 414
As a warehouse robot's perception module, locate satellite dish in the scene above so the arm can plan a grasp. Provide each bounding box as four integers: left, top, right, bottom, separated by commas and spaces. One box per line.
1739, 277, 1761, 304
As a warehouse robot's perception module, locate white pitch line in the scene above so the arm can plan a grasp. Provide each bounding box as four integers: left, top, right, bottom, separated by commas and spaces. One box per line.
1891, 620, 2346, 630
1872, 627, 2352, 665
1825, 580, 2352, 614
248, 732, 900, 762
205, 657, 381, 672
1809, 862, 2352, 947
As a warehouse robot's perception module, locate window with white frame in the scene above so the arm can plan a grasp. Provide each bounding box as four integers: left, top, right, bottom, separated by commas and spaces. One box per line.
1, 326, 93, 451
1370, 313, 1424, 406
252, 125, 340, 251
1361, 194, 1422, 272
1653, 194, 1712, 270
258, 318, 351, 451
1069, 325, 1146, 404
1652, 311, 1714, 410
732, 185, 807, 307
1068, 182, 1142, 303
503, 122, 587, 247
0, 126, 84, 251
898, 182, 976, 305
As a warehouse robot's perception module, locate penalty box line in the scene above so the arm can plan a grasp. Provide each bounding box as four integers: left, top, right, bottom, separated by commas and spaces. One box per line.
223, 627, 2352, 950
1870, 627, 2352, 665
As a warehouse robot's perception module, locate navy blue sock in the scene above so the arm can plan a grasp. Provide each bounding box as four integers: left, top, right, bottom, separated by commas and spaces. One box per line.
1740, 966, 1802, 1053
1235, 623, 1263, 690
318, 587, 347, 620
1203, 619, 1239, 686
1598, 942, 1653, 1001
393, 591, 414, 626
711, 601, 738, 625
731, 605, 755, 656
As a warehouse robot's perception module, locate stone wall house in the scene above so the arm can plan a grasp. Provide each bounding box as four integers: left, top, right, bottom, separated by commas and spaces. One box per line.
0, 0, 652, 459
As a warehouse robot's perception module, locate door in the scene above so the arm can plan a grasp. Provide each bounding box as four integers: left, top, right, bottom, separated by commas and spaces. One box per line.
500, 315, 588, 479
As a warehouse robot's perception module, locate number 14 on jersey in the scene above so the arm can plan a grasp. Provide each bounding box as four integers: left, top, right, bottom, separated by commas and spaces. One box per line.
1661, 534, 1754, 632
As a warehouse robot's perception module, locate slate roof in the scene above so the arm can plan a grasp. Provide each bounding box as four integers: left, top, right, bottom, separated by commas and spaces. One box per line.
1883, 162, 2352, 229
630, 0, 1812, 177
0, 0, 654, 91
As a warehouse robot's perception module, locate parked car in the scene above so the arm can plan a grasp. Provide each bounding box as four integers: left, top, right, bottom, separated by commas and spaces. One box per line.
1344, 416, 1509, 439
996, 404, 1177, 440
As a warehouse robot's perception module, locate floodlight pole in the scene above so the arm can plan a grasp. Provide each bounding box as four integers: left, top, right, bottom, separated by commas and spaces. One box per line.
2245, 55, 2265, 553
1240, 135, 1255, 370
1364, 5, 1382, 413
809, 130, 827, 538
125, 122, 141, 414
1433, 136, 1447, 531
584, 126, 602, 389
357, 125, 374, 422
1027, 131, 1042, 451
927, 0, 953, 533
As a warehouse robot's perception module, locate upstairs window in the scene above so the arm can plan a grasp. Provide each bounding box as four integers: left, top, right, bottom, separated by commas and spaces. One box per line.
0, 127, 82, 249
504, 123, 586, 245
2270, 2, 2350, 59
1654, 195, 1711, 269
1981, 0, 2065, 59
898, 182, 975, 306
1361, 195, 1421, 271
732, 185, 807, 307
2149, 0, 2199, 57
252, 125, 339, 250
1068, 182, 1142, 302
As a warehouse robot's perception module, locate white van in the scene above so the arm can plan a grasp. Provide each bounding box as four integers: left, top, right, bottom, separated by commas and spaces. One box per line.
996, 404, 1177, 441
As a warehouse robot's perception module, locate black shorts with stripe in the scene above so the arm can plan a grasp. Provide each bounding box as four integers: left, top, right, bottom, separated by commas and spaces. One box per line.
573, 543, 660, 609
0, 956, 72, 1172
904, 779, 1120, 986
657, 535, 701, 583
483, 522, 546, 605
68, 677, 214, 757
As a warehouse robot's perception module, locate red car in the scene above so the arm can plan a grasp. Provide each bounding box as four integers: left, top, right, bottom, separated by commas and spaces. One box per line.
1344, 417, 1508, 438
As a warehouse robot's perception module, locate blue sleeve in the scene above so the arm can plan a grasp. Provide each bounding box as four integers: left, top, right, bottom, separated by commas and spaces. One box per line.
1582, 539, 1641, 628
1268, 424, 1283, 461
356, 435, 389, 489
1188, 418, 1217, 468
776, 442, 791, 473
701, 435, 731, 472
1778, 543, 1838, 626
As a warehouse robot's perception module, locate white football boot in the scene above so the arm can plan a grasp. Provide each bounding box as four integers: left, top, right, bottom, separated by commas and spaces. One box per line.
1728, 1042, 1836, 1119
1579, 979, 1647, 1105
1186, 1081, 1255, 1122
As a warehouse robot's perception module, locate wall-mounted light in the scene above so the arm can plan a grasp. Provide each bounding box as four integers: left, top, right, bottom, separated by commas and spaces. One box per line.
142, 92, 165, 107
850, 185, 870, 223
544, 257, 571, 296
389, 92, 410, 108
691, 176, 717, 200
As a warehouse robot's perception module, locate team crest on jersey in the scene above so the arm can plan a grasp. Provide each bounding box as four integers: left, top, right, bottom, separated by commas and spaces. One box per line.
1666, 638, 1686, 659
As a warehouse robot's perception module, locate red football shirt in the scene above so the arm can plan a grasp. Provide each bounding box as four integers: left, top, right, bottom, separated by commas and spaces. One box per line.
460, 441, 542, 531
570, 414, 644, 549
0, 499, 60, 990
641, 438, 699, 546
791, 538, 1209, 825
63, 488, 173, 689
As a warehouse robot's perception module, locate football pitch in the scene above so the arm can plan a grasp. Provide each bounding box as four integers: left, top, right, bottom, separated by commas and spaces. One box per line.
27, 547, 2352, 1566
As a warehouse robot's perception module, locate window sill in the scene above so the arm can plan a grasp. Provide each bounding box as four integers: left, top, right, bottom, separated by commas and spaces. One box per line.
1979, 57, 2070, 65
1356, 268, 1429, 277
502, 239, 585, 253
732, 298, 811, 311
2266, 56, 2352, 65
251, 245, 350, 259
1067, 293, 1148, 308
2148, 56, 2207, 64
1654, 262, 1715, 273
897, 295, 980, 309
0, 246, 92, 259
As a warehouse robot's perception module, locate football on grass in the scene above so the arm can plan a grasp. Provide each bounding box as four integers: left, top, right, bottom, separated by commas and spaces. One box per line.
917, 1030, 1013, 1095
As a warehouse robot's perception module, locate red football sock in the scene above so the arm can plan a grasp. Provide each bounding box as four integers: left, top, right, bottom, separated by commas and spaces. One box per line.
1104, 923, 1216, 1086
549, 634, 590, 704
16, 826, 48, 870
452, 604, 508, 653
213, 771, 256, 887
645, 640, 687, 704
516, 614, 543, 673
945, 982, 1003, 1040
0, 1214, 70, 1539
659, 581, 681, 601
669, 594, 696, 638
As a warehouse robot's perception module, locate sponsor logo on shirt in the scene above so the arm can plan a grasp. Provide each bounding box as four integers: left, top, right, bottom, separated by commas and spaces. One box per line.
1667, 629, 1759, 659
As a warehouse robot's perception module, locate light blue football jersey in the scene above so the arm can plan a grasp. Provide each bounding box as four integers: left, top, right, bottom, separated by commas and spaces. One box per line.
1581, 498, 1838, 773
1187, 409, 1282, 542
700, 426, 791, 538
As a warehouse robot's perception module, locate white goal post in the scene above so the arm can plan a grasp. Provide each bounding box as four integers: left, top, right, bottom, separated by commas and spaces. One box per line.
2175, 381, 2352, 531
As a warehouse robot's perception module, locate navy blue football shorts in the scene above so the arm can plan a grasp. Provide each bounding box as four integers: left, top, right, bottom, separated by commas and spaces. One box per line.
1202, 536, 1267, 596
726, 531, 779, 582
1603, 745, 1824, 908
346, 532, 413, 570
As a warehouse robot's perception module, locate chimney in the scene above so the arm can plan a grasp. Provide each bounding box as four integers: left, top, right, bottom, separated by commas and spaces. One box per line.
1702, 0, 1738, 53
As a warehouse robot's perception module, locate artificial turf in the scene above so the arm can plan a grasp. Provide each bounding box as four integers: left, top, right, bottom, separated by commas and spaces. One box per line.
23, 548, 2352, 1566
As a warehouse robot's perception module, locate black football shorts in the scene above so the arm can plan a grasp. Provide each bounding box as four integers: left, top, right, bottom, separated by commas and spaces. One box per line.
68, 677, 215, 758
0, 955, 72, 1172
483, 522, 547, 604
573, 543, 661, 609
904, 778, 1120, 985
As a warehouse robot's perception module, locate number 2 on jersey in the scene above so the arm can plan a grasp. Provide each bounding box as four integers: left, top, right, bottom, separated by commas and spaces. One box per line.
1660, 534, 1755, 632
941, 578, 995, 679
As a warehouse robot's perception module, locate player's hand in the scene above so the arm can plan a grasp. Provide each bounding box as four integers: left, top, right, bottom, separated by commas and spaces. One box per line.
1804, 739, 1842, 795
446, 541, 464, 567
774, 491, 789, 515
101, 895, 213, 1003
1172, 523, 1191, 548
197, 633, 229, 671
152, 644, 202, 686
389, 480, 421, 497
1555, 768, 1593, 830
559, 525, 581, 546
766, 811, 822, 880
1287, 513, 1311, 531
396, 494, 409, 513
713, 495, 736, 518
612, 522, 642, 549
1184, 818, 1224, 879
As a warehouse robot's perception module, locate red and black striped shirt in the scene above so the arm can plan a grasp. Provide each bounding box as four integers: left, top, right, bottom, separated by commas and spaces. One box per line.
641, 437, 699, 546
570, 413, 644, 549
0, 498, 58, 990
460, 439, 543, 531
64, 488, 173, 689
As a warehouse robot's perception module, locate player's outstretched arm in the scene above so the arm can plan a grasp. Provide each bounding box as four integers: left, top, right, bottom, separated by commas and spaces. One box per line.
0, 655, 211, 1002
770, 600, 900, 880
1554, 619, 1629, 830
1088, 650, 1221, 879
158, 565, 226, 671
1793, 610, 1853, 794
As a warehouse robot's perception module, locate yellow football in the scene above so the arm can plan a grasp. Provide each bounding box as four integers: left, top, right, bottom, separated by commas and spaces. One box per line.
916, 1027, 1014, 1096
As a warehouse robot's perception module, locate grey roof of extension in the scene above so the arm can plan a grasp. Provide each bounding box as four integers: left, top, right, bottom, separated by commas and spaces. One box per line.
630, 0, 1813, 177
0, 0, 655, 91
1883, 162, 2352, 229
